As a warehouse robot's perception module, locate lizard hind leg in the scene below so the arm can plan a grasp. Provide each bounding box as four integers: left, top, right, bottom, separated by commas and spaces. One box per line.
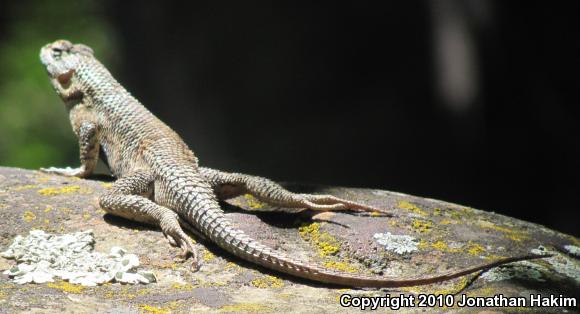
199, 167, 391, 215
98, 170, 200, 270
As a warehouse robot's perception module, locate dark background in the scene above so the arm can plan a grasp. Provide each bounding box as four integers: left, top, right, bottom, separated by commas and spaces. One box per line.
0, 1, 578, 236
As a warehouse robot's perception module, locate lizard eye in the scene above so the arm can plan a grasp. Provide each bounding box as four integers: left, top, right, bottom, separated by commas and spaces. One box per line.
52, 48, 63, 59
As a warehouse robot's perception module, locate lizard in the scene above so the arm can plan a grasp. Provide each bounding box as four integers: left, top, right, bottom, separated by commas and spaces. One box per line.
38, 39, 547, 288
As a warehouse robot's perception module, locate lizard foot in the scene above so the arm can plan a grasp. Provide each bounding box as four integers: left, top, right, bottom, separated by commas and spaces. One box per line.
159, 213, 200, 271
40, 166, 87, 177
298, 194, 393, 216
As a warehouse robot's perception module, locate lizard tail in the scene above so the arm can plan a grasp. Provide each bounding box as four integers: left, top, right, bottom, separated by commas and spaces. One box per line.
193, 202, 548, 287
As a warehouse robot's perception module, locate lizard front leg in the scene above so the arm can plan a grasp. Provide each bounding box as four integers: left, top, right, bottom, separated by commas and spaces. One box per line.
99, 170, 199, 269
199, 167, 389, 214
41, 119, 99, 178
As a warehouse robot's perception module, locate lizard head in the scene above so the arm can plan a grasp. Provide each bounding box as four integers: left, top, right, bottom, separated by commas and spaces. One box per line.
40, 40, 94, 91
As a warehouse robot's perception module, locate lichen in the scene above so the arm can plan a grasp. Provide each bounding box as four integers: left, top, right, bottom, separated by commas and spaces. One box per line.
465, 241, 486, 256
298, 222, 340, 257
244, 194, 265, 209
11, 184, 38, 191
531, 247, 580, 283
411, 219, 433, 233
373, 232, 419, 254
203, 250, 216, 262
398, 200, 427, 217
250, 275, 284, 289
22, 211, 36, 222
477, 220, 529, 242
564, 245, 580, 257
100, 182, 113, 188
37, 185, 83, 196
480, 260, 548, 283
139, 303, 179, 314
171, 283, 194, 291
323, 261, 358, 273
46, 281, 85, 294
433, 276, 472, 296
220, 303, 270, 313
430, 240, 461, 253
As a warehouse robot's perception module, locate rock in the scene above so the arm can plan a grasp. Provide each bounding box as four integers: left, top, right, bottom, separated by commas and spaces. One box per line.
0, 166, 578, 313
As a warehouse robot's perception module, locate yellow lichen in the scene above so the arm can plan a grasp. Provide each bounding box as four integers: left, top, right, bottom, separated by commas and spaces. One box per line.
398, 200, 428, 216
23, 211, 36, 222
484, 254, 508, 261
38, 185, 82, 196
439, 219, 458, 225
59, 207, 73, 214
43, 205, 53, 213
250, 275, 284, 289
244, 194, 265, 209
465, 242, 485, 256
411, 219, 433, 233
431, 241, 449, 251
477, 220, 529, 242
276, 293, 292, 299
100, 182, 113, 188
433, 275, 471, 296
171, 283, 194, 291
323, 261, 358, 273
298, 222, 340, 257
224, 262, 239, 270
418, 239, 429, 250
46, 281, 85, 294
219, 303, 270, 313
11, 184, 38, 191
139, 304, 169, 314
506, 233, 528, 242
566, 235, 580, 247
203, 250, 216, 262
36, 177, 50, 183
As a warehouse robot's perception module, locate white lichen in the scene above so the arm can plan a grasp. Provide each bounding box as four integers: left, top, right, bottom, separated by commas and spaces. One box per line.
1, 230, 156, 286
480, 260, 547, 283
373, 232, 419, 254
529, 245, 580, 283
564, 245, 580, 258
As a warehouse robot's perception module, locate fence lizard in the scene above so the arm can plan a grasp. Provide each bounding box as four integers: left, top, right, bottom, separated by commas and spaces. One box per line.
39, 40, 546, 287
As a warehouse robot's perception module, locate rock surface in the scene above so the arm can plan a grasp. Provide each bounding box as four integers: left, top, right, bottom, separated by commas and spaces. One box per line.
0, 166, 578, 313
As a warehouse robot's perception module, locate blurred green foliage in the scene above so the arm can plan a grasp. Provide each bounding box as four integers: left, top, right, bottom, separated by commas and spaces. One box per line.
0, 0, 115, 169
